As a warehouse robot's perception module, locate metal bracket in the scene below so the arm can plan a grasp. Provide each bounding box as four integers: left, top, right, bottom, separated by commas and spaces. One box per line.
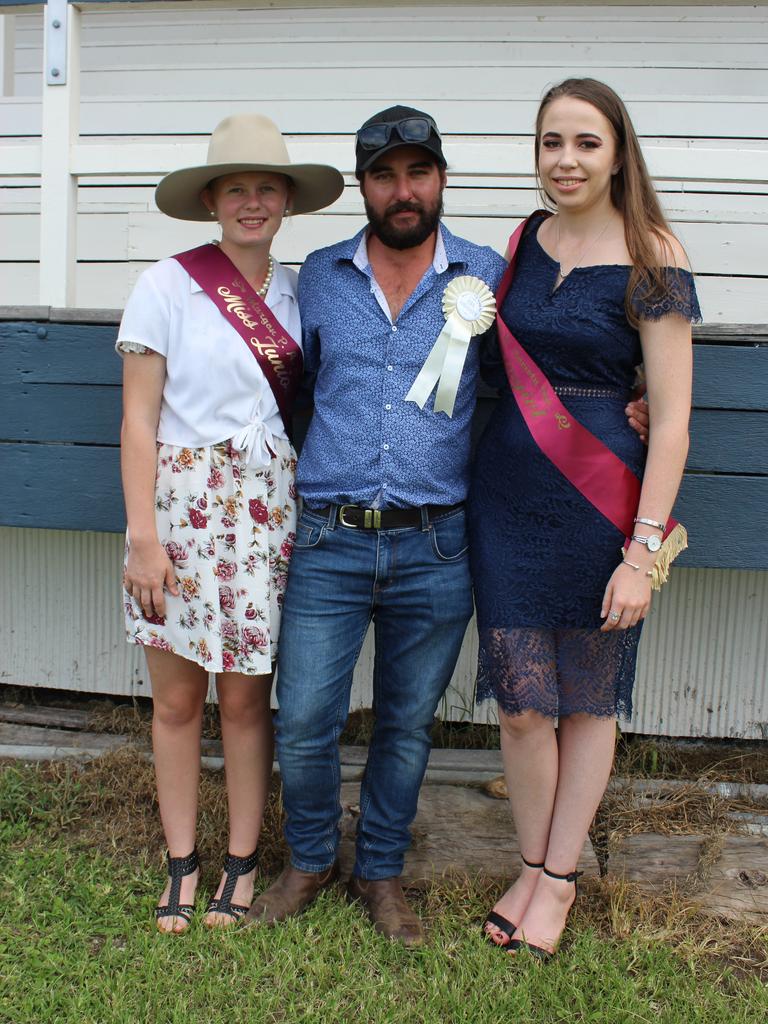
45, 0, 68, 85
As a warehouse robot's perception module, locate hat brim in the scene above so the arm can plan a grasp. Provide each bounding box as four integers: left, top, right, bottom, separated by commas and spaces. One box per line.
155, 161, 345, 220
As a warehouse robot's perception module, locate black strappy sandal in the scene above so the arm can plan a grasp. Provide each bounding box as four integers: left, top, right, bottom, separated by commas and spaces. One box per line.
204, 850, 259, 926
508, 865, 583, 961
482, 856, 544, 948
155, 849, 199, 932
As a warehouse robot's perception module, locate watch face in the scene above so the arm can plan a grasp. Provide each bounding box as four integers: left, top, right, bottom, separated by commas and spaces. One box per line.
646, 534, 662, 552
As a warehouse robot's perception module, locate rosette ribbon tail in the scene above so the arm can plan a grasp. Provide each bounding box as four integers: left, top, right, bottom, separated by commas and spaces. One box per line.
405, 314, 472, 418
405, 275, 495, 418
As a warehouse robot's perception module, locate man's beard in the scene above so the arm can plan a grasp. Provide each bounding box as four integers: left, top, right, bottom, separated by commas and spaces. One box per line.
364, 195, 443, 250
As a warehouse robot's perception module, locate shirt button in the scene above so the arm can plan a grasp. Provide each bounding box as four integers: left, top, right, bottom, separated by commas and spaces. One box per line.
391, 325, 398, 332
383, 443, 390, 451
384, 403, 392, 411
387, 365, 394, 371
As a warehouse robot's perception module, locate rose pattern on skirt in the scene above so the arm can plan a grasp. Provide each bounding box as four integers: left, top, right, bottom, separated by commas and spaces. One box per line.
124, 439, 297, 675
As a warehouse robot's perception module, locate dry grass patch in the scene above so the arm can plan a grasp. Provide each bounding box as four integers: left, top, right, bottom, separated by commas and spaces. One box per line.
598, 779, 750, 845
28, 749, 287, 886
614, 735, 768, 785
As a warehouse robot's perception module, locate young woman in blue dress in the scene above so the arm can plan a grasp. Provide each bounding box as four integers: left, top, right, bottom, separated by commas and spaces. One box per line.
469, 79, 700, 958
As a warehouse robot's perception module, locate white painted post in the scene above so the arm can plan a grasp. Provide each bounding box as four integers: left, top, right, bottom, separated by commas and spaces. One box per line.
1, 14, 16, 97
39, 1, 81, 308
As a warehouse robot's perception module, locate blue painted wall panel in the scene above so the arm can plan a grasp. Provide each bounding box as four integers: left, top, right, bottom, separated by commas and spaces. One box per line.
687, 410, 768, 474
1, 320, 766, 567
0, 443, 125, 532
674, 475, 768, 570
0, 321, 122, 386
0, 383, 122, 444
693, 345, 768, 411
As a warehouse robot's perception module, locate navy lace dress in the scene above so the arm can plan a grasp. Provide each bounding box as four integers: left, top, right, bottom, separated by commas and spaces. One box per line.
468, 214, 701, 720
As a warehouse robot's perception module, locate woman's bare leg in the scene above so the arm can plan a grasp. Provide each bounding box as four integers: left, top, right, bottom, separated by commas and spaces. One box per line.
145, 646, 208, 932
484, 708, 559, 945
203, 671, 274, 927
513, 713, 616, 953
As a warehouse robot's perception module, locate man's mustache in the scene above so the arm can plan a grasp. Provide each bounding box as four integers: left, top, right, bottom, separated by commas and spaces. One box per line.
385, 201, 423, 217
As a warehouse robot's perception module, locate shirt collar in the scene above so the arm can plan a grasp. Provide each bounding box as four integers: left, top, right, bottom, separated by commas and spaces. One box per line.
347, 222, 464, 275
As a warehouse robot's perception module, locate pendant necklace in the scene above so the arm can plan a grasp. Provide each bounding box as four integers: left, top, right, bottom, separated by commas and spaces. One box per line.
555, 216, 614, 282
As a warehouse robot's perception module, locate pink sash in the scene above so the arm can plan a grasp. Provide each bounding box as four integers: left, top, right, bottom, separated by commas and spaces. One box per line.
496, 213, 677, 542
174, 244, 303, 436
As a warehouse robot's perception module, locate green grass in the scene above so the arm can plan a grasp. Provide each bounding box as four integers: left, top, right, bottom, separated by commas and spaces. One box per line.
0, 760, 766, 1024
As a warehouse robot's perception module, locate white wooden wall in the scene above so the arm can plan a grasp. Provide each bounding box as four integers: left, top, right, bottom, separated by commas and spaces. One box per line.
1, 2, 767, 736
0, 2, 767, 320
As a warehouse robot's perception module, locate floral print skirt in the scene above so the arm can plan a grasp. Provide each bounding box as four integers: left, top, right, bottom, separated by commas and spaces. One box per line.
123, 437, 297, 675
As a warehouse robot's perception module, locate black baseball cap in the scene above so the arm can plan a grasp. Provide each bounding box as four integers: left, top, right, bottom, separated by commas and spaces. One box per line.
355, 105, 446, 178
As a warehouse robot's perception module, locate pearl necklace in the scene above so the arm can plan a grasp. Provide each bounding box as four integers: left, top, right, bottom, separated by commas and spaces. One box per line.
555, 216, 614, 279
257, 255, 274, 298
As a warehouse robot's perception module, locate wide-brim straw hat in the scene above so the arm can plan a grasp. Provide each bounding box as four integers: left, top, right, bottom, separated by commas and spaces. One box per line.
155, 114, 345, 220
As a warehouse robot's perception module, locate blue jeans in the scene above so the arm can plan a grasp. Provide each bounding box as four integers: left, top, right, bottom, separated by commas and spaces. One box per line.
275, 504, 474, 879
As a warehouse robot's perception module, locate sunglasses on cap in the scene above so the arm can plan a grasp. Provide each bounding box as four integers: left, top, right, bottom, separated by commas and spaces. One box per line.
356, 116, 441, 150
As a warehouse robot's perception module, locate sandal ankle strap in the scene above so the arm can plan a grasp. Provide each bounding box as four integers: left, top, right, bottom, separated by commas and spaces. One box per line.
543, 865, 583, 898
216, 849, 259, 912
166, 849, 200, 878
521, 856, 545, 870
222, 850, 259, 876
542, 866, 583, 883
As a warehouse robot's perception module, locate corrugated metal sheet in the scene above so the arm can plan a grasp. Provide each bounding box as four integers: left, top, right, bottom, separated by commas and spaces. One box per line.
0, 527, 145, 696
632, 568, 768, 739
1, 527, 766, 738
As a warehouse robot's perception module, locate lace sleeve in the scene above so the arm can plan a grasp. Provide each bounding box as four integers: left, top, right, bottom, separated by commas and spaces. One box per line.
632, 268, 702, 323
116, 341, 151, 355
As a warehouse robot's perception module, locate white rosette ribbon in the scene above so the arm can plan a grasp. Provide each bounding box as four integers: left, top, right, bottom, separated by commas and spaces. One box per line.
405, 275, 496, 417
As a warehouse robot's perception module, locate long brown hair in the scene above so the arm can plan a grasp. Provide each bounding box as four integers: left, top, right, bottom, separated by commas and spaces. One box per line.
534, 78, 684, 327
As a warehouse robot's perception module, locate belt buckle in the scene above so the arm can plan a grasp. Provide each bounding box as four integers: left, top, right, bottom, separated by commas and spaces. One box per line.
339, 505, 381, 529
338, 504, 358, 528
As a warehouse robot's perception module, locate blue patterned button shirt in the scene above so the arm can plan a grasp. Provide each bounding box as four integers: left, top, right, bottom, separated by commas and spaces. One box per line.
296, 224, 506, 509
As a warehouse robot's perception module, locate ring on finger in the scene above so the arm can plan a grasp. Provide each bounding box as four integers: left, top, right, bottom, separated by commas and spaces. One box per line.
609, 611, 620, 622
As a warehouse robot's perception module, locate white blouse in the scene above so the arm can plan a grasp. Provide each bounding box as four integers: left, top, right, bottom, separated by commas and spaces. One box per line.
116, 255, 301, 467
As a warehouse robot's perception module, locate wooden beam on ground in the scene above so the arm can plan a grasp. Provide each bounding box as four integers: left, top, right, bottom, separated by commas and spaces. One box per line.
607, 832, 768, 921
337, 781, 598, 886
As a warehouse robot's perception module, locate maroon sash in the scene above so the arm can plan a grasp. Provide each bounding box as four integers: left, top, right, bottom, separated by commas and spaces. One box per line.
174, 244, 303, 436
496, 213, 679, 544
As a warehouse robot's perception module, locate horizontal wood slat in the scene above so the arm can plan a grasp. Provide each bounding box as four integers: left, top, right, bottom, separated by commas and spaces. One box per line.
687, 410, 768, 474
692, 345, 768, 410
4, 96, 768, 140
0, 441, 764, 567
0, 263, 757, 323
0, 319, 121, 383
0, 443, 124, 532
0, 383, 123, 443
674, 475, 768, 569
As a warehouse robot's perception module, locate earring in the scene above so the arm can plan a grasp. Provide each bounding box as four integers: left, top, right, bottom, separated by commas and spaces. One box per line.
209, 210, 216, 217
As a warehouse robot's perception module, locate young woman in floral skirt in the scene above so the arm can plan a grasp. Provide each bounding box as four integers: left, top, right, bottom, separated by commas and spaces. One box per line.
118, 114, 343, 931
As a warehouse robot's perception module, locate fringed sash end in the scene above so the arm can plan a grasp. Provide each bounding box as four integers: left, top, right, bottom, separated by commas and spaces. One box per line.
651, 522, 688, 591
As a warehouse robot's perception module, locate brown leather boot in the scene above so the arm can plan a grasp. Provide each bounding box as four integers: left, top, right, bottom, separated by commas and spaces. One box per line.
347, 875, 424, 947
243, 861, 339, 927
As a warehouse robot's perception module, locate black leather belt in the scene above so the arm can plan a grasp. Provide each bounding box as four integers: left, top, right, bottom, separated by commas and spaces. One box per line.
310, 502, 464, 530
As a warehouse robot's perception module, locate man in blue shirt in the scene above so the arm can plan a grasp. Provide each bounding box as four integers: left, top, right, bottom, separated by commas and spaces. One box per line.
245, 106, 503, 945
246, 107, 648, 943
